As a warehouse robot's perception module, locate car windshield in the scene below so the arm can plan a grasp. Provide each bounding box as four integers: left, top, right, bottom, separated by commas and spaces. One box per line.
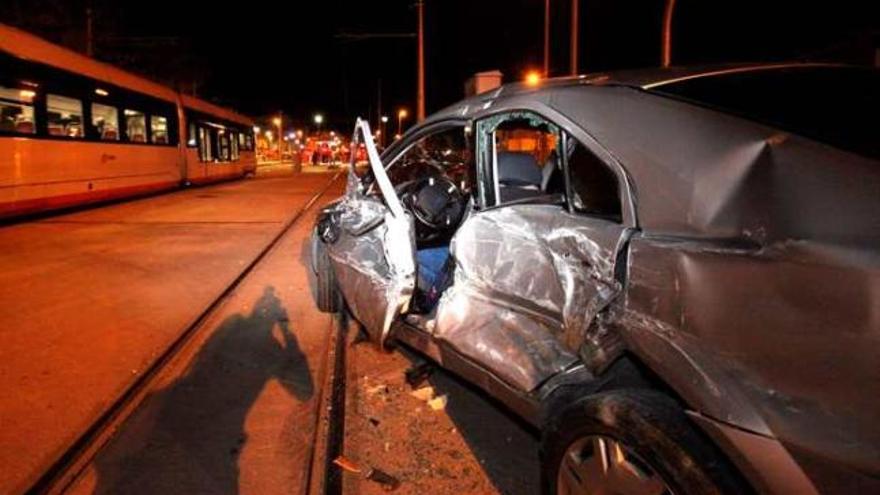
649, 66, 880, 159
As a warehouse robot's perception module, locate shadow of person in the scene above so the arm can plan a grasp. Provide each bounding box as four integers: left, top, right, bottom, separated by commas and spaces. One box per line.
92, 286, 314, 495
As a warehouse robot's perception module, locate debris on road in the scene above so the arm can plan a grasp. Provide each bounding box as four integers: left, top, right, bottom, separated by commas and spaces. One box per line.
334, 455, 401, 491
427, 395, 448, 411
343, 338, 540, 494
409, 384, 448, 411
409, 386, 434, 402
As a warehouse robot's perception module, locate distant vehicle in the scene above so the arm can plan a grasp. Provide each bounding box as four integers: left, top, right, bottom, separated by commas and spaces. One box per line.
0, 23, 257, 219
313, 64, 880, 494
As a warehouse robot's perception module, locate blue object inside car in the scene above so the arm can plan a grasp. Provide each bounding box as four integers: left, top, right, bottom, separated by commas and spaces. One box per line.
416, 246, 450, 290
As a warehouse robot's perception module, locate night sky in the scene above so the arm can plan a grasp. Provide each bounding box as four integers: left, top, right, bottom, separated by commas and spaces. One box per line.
3, 0, 878, 130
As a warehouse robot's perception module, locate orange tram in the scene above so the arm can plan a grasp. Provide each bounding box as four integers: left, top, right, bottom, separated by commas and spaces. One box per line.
0, 24, 257, 219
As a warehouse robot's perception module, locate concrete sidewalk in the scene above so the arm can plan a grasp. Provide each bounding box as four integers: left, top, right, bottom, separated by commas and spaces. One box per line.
0, 171, 340, 494
68, 172, 345, 494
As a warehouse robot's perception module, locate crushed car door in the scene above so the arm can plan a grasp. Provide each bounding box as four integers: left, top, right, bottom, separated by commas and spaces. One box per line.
322, 118, 416, 345
432, 112, 632, 393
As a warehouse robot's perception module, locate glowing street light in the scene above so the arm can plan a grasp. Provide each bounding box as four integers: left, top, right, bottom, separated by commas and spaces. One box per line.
378, 115, 390, 148
314, 113, 324, 135
397, 108, 408, 137
524, 70, 542, 87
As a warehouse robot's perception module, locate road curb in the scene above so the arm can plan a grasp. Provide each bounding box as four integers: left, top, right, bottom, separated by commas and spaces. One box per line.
304, 311, 354, 495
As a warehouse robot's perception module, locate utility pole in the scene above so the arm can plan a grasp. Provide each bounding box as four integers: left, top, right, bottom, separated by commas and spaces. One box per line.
543, 0, 551, 76
569, 0, 579, 75
85, 4, 94, 57
274, 113, 283, 158
662, 0, 676, 68
416, 0, 426, 122
377, 78, 382, 133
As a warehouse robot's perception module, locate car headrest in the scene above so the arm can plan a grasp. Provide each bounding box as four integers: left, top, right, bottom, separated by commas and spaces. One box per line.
497, 151, 542, 186
541, 152, 558, 191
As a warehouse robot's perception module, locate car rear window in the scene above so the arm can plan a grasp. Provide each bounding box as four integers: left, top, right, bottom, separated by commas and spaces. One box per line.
649, 66, 880, 159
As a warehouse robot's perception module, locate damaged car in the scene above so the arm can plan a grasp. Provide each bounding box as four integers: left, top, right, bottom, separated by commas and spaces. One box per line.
311, 63, 880, 494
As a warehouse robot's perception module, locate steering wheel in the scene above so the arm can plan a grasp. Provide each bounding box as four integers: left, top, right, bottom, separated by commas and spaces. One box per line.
398, 175, 466, 244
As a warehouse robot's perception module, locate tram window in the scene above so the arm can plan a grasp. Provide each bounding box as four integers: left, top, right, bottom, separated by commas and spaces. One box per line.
0, 86, 36, 134
91, 103, 119, 140
187, 122, 197, 147
245, 134, 254, 151
218, 130, 231, 161
198, 126, 213, 161
231, 132, 239, 160
151, 115, 168, 144
124, 109, 146, 142
47, 94, 84, 138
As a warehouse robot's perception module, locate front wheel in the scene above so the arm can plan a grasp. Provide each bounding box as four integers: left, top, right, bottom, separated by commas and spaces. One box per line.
542, 390, 748, 495
313, 238, 340, 313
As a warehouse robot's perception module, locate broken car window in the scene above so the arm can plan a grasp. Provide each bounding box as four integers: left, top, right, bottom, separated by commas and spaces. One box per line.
484, 113, 564, 205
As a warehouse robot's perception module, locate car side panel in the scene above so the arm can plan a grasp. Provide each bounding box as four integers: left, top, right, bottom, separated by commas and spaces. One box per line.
623, 234, 880, 485
432, 204, 626, 392
324, 196, 415, 342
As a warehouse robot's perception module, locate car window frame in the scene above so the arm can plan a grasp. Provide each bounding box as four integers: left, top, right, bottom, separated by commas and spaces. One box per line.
475, 109, 567, 209
364, 118, 473, 196
472, 104, 637, 228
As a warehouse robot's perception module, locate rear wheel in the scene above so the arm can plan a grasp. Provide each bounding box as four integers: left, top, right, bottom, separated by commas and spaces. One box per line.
542, 390, 747, 495
314, 239, 340, 313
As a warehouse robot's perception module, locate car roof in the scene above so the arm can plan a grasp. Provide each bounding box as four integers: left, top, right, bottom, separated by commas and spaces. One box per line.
431, 62, 849, 116
421, 62, 879, 244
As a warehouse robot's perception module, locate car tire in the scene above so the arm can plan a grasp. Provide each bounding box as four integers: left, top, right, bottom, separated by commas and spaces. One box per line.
541, 390, 748, 495
314, 240, 340, 313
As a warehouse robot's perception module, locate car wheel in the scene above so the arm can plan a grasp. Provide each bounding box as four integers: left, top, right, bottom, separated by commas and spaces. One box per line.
314, 240, 340, 313
542, 390, 747, 495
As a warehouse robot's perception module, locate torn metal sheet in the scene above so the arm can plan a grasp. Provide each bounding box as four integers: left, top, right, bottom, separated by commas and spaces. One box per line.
622, 233, 880, 480
323, 119, 416, 344
432, 204, 626, 392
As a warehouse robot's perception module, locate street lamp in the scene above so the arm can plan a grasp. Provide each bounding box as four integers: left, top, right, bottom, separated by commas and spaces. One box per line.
314, 113, 324, 136
380, 115, 389, 147
272, 114, 282, 157
524, 70, 542, 87
397, 109, 408, 137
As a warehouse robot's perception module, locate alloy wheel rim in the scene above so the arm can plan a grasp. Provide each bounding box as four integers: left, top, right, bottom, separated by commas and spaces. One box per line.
557, 434, 673, 495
